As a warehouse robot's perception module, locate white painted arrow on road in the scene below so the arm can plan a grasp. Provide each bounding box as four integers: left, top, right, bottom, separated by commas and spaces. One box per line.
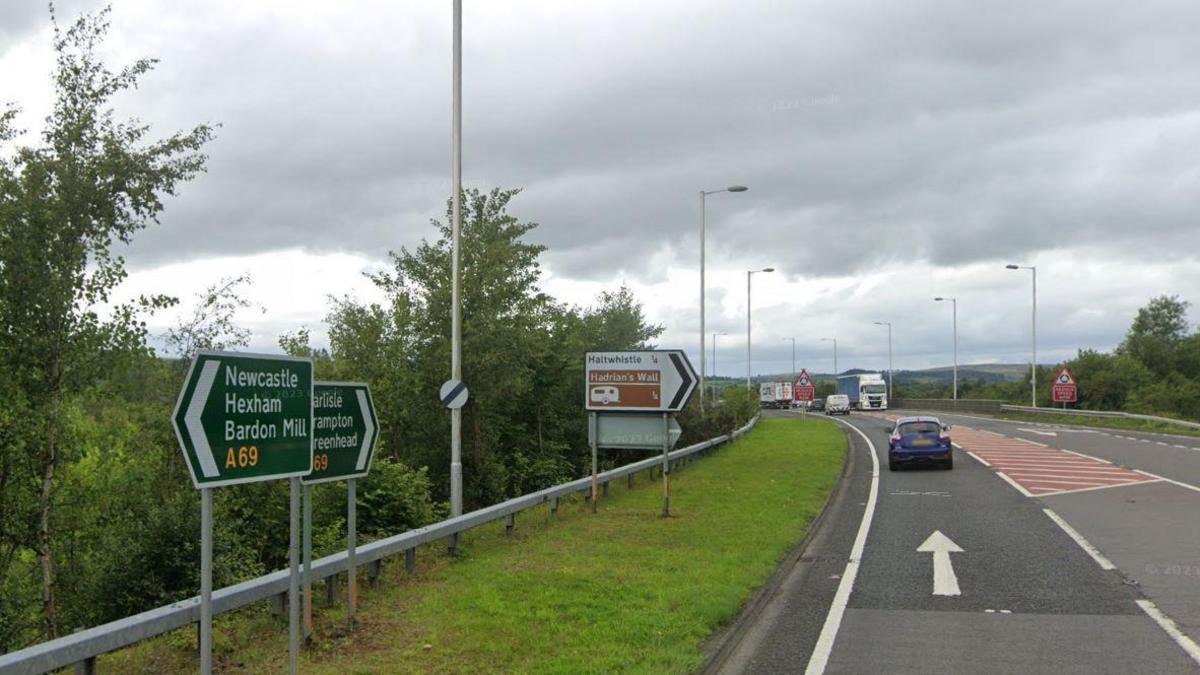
917, 530, 964, 596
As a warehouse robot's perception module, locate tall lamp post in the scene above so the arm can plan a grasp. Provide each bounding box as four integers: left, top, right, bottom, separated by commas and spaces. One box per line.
874, 321, 893, 401
1006, 264, 1037, 407
821, 337, 838, 378
934, 297, 958, 400
711, 331, 727, 400
449, 0, 464, 519
746, 267, 775, 388
699, 185, 749, 407
782, 337, 796, 386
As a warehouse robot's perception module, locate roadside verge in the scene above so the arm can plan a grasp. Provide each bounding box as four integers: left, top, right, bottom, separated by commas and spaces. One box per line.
102, 417, 846, 673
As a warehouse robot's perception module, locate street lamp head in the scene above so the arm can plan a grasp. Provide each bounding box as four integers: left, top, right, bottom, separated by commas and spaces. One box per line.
1005, 264, 1020, 270
762, 267, 775, 273
727, 185, 749, 192
874, 321, 889, 326
934, 297, 945, 302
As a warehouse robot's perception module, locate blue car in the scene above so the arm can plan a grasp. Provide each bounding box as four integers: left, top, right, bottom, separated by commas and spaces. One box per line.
888, 416, 953, 471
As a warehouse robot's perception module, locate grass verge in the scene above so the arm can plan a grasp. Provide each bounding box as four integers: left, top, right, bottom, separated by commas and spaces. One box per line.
998, 411, 1200, 437
101, 417, 845, 674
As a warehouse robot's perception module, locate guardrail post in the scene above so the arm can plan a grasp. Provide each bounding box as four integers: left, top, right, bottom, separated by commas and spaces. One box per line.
602, 481, 609, 497
73, 656, 96, 675
271, 591, 286, 618
627, 472, 634, 489
405, 548, 416, 575
550, 497, 559, 517
505, 513, 515, 536
326, 575, 337, 605
367, 560, 381, 589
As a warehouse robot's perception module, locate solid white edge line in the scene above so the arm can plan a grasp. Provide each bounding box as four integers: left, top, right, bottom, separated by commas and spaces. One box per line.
1015, 437, 1049, 448
995, 471, 1034, 497
1136, 599, 1200, 667
1059, 448, 1114, 464
966, 451, 991, 467
1034, 479, 1164, 498
805, 416, 880, 675
1042, 508, 1115, 570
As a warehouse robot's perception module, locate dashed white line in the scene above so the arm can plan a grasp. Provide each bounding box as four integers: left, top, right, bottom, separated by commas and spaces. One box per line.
805, 416, 880, 675
1042, 508, 1115, 570
1137, 600, 1200, 667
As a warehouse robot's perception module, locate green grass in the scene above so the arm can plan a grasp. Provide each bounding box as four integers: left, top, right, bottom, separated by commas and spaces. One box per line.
998, 411, 1200, 437
101, 418, 845, 674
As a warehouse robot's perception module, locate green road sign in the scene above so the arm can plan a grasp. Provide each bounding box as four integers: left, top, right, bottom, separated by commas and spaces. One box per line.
172, 351, 314, 489
302, 382, 379, 485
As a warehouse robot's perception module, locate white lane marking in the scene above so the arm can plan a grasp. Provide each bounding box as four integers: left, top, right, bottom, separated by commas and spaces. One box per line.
917, 530, 964, 596
1060, 449, 1114, 464
1035, 479, 1164, 497
995, 471, 1034, 497
1173, 444, 1190, 449
980, 429, 1007, 437
805, 417, 880, 675
1131, 470, 1200, 495
1137, 599, 1200, 667
1043, 508, 1115, 570
1018, 428, 1058, 436
1016, 438, 1049, 448
1157, 441, 1170, 446
966, 451, 991, 467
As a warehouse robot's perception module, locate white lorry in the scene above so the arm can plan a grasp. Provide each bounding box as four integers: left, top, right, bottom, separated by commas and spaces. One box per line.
836, 373, 889, 410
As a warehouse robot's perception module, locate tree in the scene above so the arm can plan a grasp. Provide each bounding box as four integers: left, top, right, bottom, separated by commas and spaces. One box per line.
1119, 295, 1191, 376
0, 7, 214, 638
164, 273, 260, 359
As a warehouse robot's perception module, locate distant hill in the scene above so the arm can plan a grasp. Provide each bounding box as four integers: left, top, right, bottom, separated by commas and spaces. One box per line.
747, 363, 1029, 385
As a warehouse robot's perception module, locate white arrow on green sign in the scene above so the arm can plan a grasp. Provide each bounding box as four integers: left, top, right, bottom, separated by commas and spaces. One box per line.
302, 381, 379, 485
172, 350, 314, 489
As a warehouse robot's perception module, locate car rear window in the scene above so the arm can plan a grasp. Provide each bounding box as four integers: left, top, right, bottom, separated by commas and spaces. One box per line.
898, 421, 940, 435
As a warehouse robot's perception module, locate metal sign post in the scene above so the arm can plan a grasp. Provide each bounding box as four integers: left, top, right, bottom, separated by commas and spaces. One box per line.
347, 478, 358, 621
589, 412, 599, 513
662, 413, 671, 517
303, 484, 313, 641
288, 477, 300, 675
200, 488, 212, 675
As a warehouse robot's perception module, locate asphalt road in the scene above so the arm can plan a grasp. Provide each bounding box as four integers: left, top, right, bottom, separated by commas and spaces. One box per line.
711, 410, 1200, 674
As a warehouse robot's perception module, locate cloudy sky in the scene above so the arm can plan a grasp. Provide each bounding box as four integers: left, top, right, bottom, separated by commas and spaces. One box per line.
3, 0, 1198, 377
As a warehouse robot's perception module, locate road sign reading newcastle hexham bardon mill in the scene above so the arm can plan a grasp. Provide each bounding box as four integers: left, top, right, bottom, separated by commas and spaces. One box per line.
585, 351, 698, 412
172, 351, 314, 488
302, 382, 379, 485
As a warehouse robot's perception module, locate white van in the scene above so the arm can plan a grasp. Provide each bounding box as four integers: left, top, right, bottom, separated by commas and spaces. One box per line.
825, 394, 851, 416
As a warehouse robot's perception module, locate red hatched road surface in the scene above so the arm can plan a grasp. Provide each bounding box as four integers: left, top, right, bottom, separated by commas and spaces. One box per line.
950, 426, 1159, 496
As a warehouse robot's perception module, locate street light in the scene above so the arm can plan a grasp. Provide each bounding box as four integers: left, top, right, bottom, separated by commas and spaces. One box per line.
699, 185, 749, 407
449, 0, 464, 520
821, 337, 838, 377
782, 337, 796, 386
934, 297, 958, 400
746, 267, 775, 388
1006, 264, 1037, 407
874, 321, 893, 401
711, 331, 727, 399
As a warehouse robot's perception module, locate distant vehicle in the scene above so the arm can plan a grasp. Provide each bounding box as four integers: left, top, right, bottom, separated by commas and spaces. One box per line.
759, 383, 775, 408
825, 394, 851, 415
837, 373, 888, 410
888, 416, 953, 471
809, 399, 825, 412
590, 385, 620, 404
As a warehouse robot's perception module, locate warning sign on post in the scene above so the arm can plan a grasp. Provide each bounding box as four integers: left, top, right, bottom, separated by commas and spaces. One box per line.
794, 369, 816, 402
1052, 368, 1077, 403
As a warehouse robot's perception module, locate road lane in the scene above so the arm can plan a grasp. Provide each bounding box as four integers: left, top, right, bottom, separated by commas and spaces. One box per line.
714, 411, 1198, 674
